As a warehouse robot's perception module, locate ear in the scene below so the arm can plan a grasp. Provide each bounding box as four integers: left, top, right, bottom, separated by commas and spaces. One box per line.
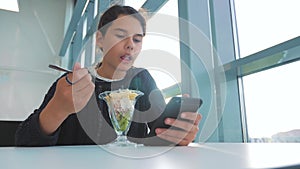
96, 30, 104, 49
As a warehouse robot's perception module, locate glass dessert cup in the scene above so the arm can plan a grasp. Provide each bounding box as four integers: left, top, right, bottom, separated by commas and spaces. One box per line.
99, 89, 144, 147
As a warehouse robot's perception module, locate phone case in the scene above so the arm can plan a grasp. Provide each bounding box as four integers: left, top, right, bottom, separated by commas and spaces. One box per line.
155, 97, 202, 128
146, 97, 202, 146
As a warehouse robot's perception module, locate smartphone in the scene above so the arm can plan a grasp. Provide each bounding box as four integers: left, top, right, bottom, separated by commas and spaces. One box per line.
145, 97, 202, 146
151, 97, 203, 130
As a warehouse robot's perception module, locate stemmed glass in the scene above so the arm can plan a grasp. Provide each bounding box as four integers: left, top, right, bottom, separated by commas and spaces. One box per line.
99, 89, 144, 146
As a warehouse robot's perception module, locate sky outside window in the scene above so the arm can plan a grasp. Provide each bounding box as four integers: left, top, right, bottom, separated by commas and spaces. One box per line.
0, 0, 19, 12
234, 0, 300, 141
234, 0, 300, 58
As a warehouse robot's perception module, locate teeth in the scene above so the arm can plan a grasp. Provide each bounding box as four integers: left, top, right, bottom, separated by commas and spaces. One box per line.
121, 55, 131, 61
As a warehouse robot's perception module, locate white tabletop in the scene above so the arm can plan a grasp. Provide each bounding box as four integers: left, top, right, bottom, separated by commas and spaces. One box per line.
1, 143, 300, 169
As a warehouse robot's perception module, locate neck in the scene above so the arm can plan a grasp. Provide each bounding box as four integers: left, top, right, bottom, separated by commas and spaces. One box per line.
97, 63, 127, 80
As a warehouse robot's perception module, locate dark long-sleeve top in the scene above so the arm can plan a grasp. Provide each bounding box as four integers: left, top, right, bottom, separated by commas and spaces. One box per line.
15, 67, 167, 146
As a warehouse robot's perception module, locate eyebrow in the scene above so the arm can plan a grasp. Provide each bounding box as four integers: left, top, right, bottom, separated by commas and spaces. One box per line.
113, 28, 144, 37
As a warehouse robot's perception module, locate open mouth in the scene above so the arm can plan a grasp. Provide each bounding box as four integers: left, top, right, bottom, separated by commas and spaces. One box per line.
120, 55, 132, 62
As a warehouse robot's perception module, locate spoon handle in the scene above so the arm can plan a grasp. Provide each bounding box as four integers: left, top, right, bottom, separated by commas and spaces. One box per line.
48, 64, 72, 73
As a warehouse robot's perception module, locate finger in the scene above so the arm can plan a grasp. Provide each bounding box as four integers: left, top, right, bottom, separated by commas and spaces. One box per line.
158, 127, 197, 140
194, 113, 202, 125
156, 127, 197, 146
68, 68, 89, 84
156, 124, 199, 146
72, 74, 93, 92
165, 118, 194, 131
73, 62, 81, 71
73, 85, 94, 103
161, 118, 200, 139
177, 140, 191, 146
156, 128, 187, 139
155, 128, 187, 145
72, 82, 95, 112
59, 75, 73, 87
180, 112, 202, 123
73, 78, 95, 95
182, 93, 190, 98
157, 133, 190, 146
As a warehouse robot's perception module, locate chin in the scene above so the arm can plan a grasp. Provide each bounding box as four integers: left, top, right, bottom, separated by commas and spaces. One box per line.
116, 63, 132, 71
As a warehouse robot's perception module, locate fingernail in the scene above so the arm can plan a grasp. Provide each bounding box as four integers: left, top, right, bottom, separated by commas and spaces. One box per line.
155, 128, 161, 133
181, 113, 186, 118
165, 118, 171, 124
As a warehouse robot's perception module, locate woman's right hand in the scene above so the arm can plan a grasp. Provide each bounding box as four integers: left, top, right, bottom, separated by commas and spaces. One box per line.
39, 62, 95, 135
52, 62, 95, 116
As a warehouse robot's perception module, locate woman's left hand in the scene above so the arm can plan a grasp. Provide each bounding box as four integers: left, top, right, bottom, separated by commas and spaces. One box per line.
155, 112, 202, 146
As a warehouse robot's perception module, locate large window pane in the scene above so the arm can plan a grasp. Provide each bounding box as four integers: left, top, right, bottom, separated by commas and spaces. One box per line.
134, 0, 181, 93
234, 0, 300, 57
243, 61, 300, 142
0, 1, 69, 120
124, 0, 146, 9
234, 0, 300, 142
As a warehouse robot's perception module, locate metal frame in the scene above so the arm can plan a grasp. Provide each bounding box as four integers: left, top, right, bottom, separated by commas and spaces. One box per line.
59, 0, 89, 57
58, 0, 169, 69
58, 0, 300, 143
141, 0, 168, 14
225, 36, 300, 77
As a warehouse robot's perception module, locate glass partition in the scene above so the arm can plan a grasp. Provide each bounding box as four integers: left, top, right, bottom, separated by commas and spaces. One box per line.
0, 0, 72, 120
243, 61, 300, 142
233, 0, 300, 142
234, 0, 300, 58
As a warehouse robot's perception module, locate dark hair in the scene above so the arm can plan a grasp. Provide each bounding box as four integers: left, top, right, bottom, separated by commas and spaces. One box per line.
98, 5, 146, 36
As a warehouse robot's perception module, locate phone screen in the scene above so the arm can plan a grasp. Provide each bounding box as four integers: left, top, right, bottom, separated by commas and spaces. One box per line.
145, 97, 202, 146
150, 97, 202, 130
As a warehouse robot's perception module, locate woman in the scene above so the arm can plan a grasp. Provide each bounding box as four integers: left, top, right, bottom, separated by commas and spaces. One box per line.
15, 5, 201, 146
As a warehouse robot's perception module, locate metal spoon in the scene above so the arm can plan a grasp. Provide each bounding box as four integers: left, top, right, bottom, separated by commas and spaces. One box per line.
48, 64, 72, 73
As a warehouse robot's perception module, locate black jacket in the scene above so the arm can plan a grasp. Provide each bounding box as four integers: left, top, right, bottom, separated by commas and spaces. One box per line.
15, 67, 167, 146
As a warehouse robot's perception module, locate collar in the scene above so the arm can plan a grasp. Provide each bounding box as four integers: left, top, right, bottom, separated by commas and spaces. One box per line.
88, 65, 124, 82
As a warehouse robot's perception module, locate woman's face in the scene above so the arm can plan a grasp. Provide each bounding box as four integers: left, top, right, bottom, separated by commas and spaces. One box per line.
97, 14, 144, 72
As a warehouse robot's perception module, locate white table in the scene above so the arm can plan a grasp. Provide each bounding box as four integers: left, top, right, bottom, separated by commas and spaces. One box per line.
1, 143, 300, 169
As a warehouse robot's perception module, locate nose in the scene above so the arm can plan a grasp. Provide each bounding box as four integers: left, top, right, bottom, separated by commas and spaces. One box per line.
125, 37, 134, 51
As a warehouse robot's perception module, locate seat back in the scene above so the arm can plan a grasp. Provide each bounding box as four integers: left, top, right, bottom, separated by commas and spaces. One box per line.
0, 121, 20, 146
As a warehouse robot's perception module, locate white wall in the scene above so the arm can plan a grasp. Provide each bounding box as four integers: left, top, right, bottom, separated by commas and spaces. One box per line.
0, 0, 71, 120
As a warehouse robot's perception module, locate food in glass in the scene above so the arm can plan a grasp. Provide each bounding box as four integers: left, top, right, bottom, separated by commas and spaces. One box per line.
99, 89, 143, 146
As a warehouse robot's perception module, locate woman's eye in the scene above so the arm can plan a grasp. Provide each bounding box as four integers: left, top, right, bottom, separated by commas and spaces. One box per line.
133, 38, 142, 43
133, 36, 142, 43
115, 34, 125, 39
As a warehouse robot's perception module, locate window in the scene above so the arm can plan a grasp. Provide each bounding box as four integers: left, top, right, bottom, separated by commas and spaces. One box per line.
234, 0, 300, 142
134, 0, 181, 97
234, 0, 300, 58
0, 0, 19, 12
244, 61, 300, 142
0, 1, 70, 120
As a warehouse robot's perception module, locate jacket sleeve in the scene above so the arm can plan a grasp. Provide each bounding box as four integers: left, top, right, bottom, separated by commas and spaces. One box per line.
138, 69, 166, 128
136, 69, 179, 146
15, 77, 62, 146
127, 69, 175, 146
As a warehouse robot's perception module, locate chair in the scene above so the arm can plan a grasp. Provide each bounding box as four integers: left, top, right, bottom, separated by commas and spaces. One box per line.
0, 121, 20, 146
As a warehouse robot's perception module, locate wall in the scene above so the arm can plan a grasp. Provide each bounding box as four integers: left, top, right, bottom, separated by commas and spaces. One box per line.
0, 0, 71, 120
